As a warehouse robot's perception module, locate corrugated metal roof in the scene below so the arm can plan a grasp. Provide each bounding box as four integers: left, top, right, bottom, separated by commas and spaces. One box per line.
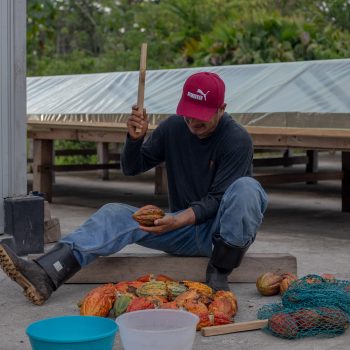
27, 59, 350, 127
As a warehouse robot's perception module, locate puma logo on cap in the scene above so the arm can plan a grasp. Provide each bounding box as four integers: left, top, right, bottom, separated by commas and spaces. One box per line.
187, 88, 210, 101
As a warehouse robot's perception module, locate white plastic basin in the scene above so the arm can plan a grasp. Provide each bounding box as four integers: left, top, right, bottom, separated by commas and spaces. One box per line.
116, 309, 199, 350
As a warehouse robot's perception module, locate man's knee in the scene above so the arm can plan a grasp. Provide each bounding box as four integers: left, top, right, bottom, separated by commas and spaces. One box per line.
98, 203, 134, 216
224, 177, 268, 212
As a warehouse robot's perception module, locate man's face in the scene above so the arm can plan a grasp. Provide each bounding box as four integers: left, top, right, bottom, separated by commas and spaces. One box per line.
183, 105, 226, 139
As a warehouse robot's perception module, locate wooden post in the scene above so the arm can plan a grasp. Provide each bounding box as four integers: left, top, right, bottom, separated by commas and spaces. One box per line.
135, 43, 147, 133
306, 150, 318, 185
155, 164, 168, 195
33, 140, 54, 202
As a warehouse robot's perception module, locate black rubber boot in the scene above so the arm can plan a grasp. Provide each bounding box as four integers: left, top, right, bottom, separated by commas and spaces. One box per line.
0, 242, 80, 305
206, 235, 249, 291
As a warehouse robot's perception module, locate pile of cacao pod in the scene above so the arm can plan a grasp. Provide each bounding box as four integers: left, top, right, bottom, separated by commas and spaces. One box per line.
79, 274, 238, 330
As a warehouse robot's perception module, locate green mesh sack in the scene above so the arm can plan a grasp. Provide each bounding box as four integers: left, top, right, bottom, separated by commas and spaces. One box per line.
257, 275, 350, 339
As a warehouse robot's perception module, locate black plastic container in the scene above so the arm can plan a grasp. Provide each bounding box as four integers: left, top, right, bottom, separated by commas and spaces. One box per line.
3, 195, 44, 255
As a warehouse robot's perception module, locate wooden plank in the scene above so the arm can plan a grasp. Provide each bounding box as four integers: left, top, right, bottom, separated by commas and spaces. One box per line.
246, 126, 350, 138
28, 129, 78, 140
201, 319, 268, 337
27, 120, 157, 132
286, 135, 350, 150
77, 130, 126, 143
251, 134, 350, 150
29, 253, 296, 284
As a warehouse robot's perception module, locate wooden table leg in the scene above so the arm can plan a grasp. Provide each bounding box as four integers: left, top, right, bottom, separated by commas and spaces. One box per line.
97, 142, 109, 180
33, 139, 53, 202
342, 151, 350, 212
306, 150, 318, 185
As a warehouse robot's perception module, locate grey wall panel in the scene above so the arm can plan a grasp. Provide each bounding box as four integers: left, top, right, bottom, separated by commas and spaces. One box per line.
0, 0, 26, 233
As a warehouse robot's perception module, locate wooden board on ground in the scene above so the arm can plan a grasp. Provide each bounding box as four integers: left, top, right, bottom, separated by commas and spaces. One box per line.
30, 252, 297, 284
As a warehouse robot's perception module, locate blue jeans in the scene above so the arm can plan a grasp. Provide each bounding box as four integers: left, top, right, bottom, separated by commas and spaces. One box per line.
61, 177, 268, 266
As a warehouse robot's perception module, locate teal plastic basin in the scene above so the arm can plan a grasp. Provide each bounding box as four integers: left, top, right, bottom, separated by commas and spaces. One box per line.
26, 315, 118, 350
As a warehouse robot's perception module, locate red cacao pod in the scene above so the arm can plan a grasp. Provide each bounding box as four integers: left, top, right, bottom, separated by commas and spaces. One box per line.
268, 313, 298, 338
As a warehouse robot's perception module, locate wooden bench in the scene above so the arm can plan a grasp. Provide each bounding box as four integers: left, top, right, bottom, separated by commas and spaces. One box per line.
27, 120, 350, 211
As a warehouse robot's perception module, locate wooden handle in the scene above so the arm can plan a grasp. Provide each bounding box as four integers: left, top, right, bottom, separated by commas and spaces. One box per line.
135, 43, 147, 133
201, 319, 268, 337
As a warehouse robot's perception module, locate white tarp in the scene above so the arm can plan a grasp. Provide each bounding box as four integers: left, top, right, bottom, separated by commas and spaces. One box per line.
27, 59, 350, 128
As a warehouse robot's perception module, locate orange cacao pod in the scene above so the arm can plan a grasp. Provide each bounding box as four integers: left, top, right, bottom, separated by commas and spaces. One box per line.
213, 290, 238, 315
132, 205, 165, 226
174, 289, 199, 307
114, 281, 144, 294
208, 296, 237, 318
279, 273, 297, 295
80, 284, 116, 317
183, 300, 208, 315
182, 281, 213, 297
160, 301, 179, 310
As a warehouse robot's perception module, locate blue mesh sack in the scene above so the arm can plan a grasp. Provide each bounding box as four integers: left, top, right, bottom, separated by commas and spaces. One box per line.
257, 274, 350, 339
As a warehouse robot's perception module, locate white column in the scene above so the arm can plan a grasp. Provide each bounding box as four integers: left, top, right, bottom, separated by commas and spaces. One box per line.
0, 0, 27, 233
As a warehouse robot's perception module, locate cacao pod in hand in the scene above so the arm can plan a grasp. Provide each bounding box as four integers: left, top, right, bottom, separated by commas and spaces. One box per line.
132, 205, 165, 226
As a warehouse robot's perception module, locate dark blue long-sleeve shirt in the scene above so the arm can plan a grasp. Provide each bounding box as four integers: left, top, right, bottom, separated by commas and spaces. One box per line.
121, 113, 253, 224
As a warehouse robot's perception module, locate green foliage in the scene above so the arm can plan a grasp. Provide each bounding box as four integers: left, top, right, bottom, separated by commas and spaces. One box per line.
27, 0, 350, 77
54, 140, 97, 165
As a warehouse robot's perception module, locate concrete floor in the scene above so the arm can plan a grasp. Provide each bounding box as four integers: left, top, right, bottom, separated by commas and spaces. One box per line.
1, 152, 350, 349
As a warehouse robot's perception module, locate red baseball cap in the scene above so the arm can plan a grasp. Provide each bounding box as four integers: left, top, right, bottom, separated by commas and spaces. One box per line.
176, 72, 225, 121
